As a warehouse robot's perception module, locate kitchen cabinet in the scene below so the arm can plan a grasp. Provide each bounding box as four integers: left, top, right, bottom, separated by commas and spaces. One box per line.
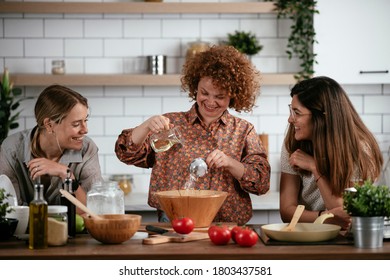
314, 0, 390, 84
1, 1, 297, 87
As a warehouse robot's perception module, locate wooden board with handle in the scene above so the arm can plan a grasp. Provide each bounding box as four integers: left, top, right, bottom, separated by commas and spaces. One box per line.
143, 232, 209, 245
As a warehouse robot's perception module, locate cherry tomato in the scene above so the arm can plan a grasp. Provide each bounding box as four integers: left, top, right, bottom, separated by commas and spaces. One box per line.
230, 226, 242, 243
235, 227, 258, 247
208, 225, 231, 245
171, 217, 194, 234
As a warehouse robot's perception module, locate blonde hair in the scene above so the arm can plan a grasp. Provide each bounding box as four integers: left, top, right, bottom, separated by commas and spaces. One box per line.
31, 85, 88, 158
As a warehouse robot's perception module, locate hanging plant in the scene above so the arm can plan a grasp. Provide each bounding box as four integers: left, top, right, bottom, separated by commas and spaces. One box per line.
266, 0, 319, 81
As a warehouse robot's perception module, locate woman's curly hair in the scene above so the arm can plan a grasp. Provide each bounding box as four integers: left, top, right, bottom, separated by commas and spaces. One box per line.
180, 45, 261, 113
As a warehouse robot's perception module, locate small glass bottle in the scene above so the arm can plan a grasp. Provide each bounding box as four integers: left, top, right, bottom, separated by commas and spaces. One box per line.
29, 183, 48, 249
48, 205, 68, 246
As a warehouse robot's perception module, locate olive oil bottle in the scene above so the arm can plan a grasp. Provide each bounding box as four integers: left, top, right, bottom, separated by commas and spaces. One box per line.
29, 183, 48, 249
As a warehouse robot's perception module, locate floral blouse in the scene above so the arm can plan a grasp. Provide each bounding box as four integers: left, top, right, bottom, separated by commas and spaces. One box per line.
115, 104, 270, 225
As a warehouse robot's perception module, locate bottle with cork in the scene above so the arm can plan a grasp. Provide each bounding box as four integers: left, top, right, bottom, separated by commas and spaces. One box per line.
29, 182, 48, 249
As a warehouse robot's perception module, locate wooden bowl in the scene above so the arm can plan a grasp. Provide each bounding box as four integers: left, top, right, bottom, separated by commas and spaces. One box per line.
155, 190, 228, 228
84, 214, 141, 244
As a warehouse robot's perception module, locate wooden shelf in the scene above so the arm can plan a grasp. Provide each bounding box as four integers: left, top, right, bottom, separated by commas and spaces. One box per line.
0, 2, 276, 14
10, 74, 296, 87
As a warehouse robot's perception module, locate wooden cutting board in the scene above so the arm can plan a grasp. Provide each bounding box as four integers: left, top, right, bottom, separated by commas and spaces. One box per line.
142, 232, 209, 245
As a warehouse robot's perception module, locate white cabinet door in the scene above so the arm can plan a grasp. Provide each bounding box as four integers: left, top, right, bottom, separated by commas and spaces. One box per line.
314, 0, 390, 84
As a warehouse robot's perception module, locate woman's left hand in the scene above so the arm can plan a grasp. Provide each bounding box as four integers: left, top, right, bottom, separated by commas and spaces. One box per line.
206, 149, 231, 169
27, 158, 67, 181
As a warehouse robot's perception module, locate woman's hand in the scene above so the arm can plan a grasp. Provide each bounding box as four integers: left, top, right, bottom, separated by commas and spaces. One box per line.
144, 115, 171, 134
27, 158, 68, 181
206, 149, 230, 169
288, 149, 317, 175
325, 206, 351, 230
206, 149, 244, 180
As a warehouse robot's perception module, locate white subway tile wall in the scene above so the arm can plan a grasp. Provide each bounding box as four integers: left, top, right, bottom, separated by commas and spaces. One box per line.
1, 0, 389, 194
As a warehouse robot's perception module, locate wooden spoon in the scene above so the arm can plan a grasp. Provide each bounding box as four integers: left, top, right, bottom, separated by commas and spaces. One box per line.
59, 189, 102, 220
281, 204, 305, 231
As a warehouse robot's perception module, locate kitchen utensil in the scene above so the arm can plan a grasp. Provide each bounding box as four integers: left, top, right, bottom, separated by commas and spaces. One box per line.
155, 189, 227, 228
281, 205, 305, 231
261, 213, 341, 242
150, 127, 182, 153
59, 189, 102, 220
143, 225, 209, 245
84, 214, 141, 244
147, 55, 166, 75
188, 158, 208, 179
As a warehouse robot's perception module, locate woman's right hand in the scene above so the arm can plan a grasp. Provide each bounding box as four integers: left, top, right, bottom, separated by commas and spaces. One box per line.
144, 115, 171, 134
325, 206, 351, 230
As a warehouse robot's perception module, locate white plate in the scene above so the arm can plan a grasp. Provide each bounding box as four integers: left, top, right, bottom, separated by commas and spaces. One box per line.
0, 174, 17, 206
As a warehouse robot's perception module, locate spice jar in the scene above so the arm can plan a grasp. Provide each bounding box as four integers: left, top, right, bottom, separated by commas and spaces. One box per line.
186, 41, 210, 60
109, 174, 133, 195
52, 60, 65, 75
87, 181, 125, 215
47, 205, 68, 246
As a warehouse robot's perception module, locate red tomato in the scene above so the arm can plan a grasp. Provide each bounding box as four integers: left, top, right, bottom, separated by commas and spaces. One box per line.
230, 226, 242, 243
171, 217, 194, 234
208, 225, 231, 245
235, 227, 258, 247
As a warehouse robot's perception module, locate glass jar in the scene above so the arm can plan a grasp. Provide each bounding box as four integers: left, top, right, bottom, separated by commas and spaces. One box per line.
87, 181, 125, 215
47, 205, 68, 246
52, 60, 65, 75
109, 174, 133, 195
186, 41, 210, 60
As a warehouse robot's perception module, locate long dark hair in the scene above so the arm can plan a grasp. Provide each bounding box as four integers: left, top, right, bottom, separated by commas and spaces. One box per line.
284, 76, 383, 196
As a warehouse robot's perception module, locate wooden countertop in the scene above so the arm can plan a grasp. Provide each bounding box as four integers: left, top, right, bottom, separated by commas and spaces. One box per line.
2, 228, 389, 260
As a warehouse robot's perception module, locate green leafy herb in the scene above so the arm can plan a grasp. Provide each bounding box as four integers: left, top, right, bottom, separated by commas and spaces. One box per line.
344, 180, 390, 217
226, 31, 263, 56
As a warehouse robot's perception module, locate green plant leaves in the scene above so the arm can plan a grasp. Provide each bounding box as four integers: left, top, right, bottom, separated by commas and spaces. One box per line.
0, 68, 29, 144
344, 180, 390, 217
226, 31, 263, 56
266, 0, 318, 81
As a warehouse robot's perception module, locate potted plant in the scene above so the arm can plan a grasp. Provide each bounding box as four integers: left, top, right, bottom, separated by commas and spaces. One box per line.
226, 30, 263, 56
0, 188, 18, 240
344, 180, 390, 248
0, 67, 25, 145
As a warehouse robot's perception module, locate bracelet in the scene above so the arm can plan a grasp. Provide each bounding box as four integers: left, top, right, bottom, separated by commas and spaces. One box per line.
315, 175, 322, 183
318, 210, 324, 217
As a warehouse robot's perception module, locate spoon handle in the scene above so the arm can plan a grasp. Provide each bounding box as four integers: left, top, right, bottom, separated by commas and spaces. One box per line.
59, 189, 102, 220
282, 204, 305, 231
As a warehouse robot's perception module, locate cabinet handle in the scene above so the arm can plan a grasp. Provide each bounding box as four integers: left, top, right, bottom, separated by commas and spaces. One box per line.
359, 70, 389, 74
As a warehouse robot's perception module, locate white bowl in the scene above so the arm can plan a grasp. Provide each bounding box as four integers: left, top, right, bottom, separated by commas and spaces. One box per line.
6, 206, 29, 235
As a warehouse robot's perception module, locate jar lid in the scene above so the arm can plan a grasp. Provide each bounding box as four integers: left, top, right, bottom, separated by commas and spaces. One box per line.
48, 205, 68, 214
